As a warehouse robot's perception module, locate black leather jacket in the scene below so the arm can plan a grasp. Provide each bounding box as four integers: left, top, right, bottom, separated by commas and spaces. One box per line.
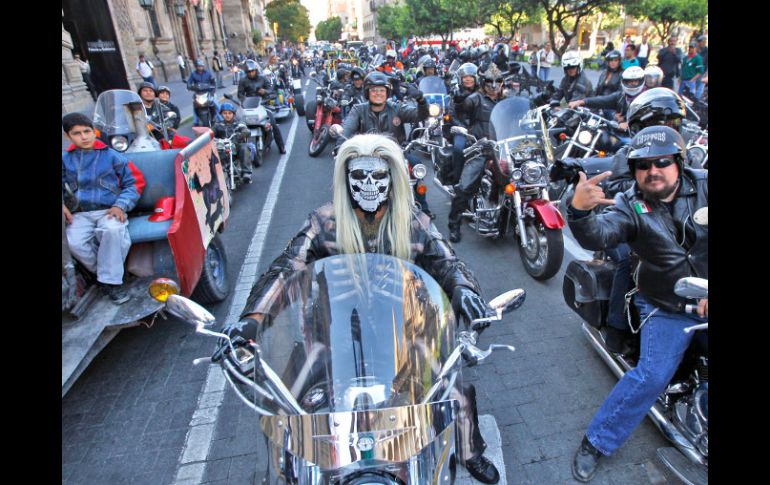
595, 68, 622, 96
605, 146, 634, 197
237, 74, 274, 101
463, 92, 501, 140
213, 119, 248, 142
342, 84, 366, 105
568, 168, 708, 313
240, 204, 483, 319
583, 90, 638, 118
551, 71, 594, 104
452, 86, 477, 127
340, 99, 429, 146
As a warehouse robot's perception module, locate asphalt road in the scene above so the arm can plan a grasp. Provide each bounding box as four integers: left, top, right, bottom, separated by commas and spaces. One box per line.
62, 75, 683, 485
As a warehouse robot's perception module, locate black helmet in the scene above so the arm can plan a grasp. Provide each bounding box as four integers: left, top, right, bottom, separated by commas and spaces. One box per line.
137, 81, 157, 96
626, 87, 686, 135
605, 50, 622, 62
627, 126, 687, 172
336, 68, 350, 82
351, 67, 365, 81
459, 49, 472, 63
244, 59, 259, 73
364, 71, 392, 99
418, 55, 436, 69
157, 85, 171, 95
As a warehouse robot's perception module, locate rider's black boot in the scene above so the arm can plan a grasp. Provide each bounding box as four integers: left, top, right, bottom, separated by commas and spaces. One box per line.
572, 436, 604, 482
465, 455, 500, 484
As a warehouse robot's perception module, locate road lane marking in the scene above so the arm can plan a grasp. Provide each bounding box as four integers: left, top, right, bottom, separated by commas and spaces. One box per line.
172, 113, 300, 484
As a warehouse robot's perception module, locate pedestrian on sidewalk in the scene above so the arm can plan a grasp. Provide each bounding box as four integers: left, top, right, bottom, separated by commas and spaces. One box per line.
679, 42, 704, 98
212, 50, 225, 88
695, 36, 708, 99
136, 54, 156, 85
637, 34, 650, 68
657, 37, 682, 89
536, 42, 555, 81
176, 52, 186, 80
73, 53, 97, 101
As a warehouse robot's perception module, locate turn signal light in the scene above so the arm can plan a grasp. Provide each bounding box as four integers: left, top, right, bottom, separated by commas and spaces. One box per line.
416, 184, 427, 195
148, 278, 180, 302
505, 183, 516, 194
94, 129, 101, 138
598, 151, 606, 157
559, 133, 567, 141
443, 114, 451, 122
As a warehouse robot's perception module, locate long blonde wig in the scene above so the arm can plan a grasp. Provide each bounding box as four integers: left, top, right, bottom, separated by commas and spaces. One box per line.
333, 134, 415, 261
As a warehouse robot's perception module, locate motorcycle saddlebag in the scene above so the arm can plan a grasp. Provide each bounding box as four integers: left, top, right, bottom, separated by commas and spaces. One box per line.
562, 259, 615, 328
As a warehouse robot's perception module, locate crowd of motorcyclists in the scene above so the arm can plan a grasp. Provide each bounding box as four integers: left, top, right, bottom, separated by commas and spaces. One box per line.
63, 35, 708, 485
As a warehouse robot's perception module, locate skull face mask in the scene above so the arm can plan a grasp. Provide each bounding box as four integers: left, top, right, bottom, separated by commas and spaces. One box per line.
347, 156, 391, 213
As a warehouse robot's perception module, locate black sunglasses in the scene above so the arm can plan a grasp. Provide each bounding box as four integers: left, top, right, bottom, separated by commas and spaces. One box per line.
350, 169, 389, 180
634, 157, 676, 170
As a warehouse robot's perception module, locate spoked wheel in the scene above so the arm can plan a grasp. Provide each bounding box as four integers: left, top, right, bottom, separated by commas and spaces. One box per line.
309, 125, 330, 157
518, 221, 564, 281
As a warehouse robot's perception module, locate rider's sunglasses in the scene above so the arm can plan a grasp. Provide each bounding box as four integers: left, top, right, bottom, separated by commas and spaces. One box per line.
634, 157, 676, 170
350, 169, 389, 180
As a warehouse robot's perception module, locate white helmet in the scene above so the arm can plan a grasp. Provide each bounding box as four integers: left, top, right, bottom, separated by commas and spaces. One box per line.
621, 66, 646, 96
643, 65, 664, 88
386, 49, 397, 59
561, 51, 582, 74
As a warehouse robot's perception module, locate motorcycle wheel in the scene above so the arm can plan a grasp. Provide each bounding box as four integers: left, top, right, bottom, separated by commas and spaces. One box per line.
518, 221, 564, 281
191, 234, 229, 304
295, 94, 305, 116
309, 126, 330, 157
253, 140, 264, 167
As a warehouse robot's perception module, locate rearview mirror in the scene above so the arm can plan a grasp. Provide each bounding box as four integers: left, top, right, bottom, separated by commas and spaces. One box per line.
450, 126, 468, 136
165, 294, 216, 327
489, 289, 526, 317
674, 277, 708, 299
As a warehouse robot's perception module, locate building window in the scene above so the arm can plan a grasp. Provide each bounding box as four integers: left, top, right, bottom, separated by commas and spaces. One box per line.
195, 6, 206, 40
148, 7, 162, 38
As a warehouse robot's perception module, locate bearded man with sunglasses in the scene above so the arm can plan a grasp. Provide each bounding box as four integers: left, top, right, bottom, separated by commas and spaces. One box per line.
566, 125, 708, 482
447, 63, 508, 243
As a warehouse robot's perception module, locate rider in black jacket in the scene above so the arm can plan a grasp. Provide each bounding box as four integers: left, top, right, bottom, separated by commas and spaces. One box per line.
567, 126, 707, 482
447, 63, 507, 243
569, 66, 646, 125
237, 59, 287, 154
594, 50, 623, 97
550, 52, 594, 105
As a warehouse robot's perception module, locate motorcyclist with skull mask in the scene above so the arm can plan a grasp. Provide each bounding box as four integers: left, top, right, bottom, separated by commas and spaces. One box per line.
220, 134, 502, 484
237, 59, 287, 154
446, 63, 507, 243
338, 71, 434, 218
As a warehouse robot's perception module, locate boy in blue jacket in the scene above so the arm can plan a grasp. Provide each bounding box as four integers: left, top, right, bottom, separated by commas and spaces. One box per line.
62, 113, 139, 304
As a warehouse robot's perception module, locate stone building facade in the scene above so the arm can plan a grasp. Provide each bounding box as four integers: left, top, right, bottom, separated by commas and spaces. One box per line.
62, 0, 258, 114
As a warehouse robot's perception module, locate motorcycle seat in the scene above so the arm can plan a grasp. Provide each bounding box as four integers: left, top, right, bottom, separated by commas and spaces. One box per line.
125, 149, 180, 243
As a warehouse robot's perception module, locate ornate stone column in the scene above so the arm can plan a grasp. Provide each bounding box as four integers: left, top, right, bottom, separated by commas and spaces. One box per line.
62, 20, 91, 114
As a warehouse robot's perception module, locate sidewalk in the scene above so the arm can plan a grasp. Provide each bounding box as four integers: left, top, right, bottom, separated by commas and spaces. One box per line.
62, 72, 237, 150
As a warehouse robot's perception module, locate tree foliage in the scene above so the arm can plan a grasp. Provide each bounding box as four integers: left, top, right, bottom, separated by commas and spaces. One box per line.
265, 0, 311, 43
626, 0, 708, 41
251, 29, 262, 47
486, 0, 544, 39
405, 0, 487, 47
538, 0, 629, 59
315, 16, 342, 42
376, 3, 416, 42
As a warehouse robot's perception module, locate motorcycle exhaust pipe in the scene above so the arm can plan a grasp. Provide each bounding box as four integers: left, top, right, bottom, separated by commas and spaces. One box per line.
580, 323, 707, 467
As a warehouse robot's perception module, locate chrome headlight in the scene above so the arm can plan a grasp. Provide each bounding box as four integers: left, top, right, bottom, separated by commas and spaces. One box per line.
195, 94, 209, 105
577, 130, 593, 145
428, 104, 441, 117
412, 163, 427, 179
512, 169, 522, 181
521, 161, 545, 184
111, 135, 128, 152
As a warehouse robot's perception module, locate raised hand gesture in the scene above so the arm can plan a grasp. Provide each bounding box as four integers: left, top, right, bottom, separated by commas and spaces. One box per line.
570, 171, 615, 211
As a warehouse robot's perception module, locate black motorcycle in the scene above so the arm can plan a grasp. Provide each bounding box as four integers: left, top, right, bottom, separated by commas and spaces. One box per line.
189, 81, 218, 128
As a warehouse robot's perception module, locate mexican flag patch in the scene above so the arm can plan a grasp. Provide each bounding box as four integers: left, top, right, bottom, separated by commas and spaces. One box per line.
633, 201, 651, 214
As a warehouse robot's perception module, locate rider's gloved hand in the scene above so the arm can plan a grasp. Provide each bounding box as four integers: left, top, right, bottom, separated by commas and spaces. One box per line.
406, 84, 424, 102
452, 287, 496, 333
212, 317, 260, 362
479, 139, 498, 159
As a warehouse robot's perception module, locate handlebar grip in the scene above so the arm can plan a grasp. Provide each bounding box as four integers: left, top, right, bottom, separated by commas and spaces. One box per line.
685, 304, 698, 315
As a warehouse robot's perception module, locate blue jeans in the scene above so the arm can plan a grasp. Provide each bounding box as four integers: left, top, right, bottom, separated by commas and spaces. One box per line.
695, 79, 705, 100
539, 67, 550, 81
605, 244, 631, 330
142, 75, 156, 86
586, 294, 707, 455
679, 79, 697, 97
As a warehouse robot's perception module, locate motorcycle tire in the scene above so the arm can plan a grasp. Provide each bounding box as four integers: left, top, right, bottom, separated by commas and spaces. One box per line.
295, 94, 305, 117
518, 222, 564, 281
309, 126, 330, 157
191, 234, 230, 304
253, 142, 264, 168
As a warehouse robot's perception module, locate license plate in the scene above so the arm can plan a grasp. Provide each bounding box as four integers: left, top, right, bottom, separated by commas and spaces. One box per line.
293, 79, 302, 90
250, 129, 258, 136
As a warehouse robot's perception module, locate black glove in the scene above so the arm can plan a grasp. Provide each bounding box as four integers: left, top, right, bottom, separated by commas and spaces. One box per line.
406, 84, 424, 101
212, 317, 260, 362
480, 139, 498, 159
452, 287, 496, 333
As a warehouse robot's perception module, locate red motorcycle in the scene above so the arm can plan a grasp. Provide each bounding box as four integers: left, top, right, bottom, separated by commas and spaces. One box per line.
308, 81, 344, 157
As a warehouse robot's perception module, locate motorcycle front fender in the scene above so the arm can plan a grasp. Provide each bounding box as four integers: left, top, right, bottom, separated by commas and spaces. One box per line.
314, 105, 325, 129
528, 199, 565, 229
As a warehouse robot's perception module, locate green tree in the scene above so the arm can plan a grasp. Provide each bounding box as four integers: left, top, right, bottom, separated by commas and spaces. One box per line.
316, 16, 342, 42
376, 3, 416, 42
251, 29, 262, 47
405, 0, 484, 48
265, 0, 311, 43
486, 0, 544, 39
626, 0, 708, 41
538, 0, 629, 59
